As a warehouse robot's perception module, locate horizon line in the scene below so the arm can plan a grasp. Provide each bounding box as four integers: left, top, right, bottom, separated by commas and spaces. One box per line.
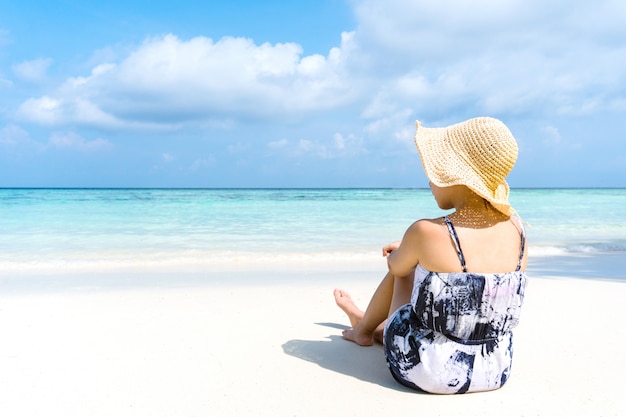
1, 186, 625, 191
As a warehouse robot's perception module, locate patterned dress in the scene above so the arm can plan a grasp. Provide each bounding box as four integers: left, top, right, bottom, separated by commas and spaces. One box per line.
383, 216, 527, 394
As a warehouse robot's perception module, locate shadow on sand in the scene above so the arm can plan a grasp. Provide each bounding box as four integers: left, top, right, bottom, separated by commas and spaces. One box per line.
282, 322, 415, 393
527, 253, 626, 281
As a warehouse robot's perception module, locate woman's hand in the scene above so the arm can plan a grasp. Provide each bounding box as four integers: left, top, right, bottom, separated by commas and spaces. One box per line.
382, 241, 401, 257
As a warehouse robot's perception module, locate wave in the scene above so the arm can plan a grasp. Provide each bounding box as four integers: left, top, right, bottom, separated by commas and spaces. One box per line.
2, 241, 625, 274
530, 241, 626, 256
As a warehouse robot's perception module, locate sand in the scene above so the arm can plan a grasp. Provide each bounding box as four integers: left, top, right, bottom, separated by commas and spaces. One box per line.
0, 263, 624, 417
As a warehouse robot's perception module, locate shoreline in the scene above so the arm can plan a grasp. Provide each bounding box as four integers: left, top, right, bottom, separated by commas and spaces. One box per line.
1, 250, 625, 287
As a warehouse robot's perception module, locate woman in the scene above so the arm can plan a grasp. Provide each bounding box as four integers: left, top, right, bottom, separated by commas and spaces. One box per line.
334, 117, 528, 394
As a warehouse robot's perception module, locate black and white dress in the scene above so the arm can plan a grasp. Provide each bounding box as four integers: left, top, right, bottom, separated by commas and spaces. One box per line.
383, 216, 527, 394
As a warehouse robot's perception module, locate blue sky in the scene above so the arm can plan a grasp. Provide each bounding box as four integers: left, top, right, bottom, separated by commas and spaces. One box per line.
1, 0, 625, 188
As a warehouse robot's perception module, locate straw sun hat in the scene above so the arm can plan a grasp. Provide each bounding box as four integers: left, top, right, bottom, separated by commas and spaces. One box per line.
414, 117, 518, 216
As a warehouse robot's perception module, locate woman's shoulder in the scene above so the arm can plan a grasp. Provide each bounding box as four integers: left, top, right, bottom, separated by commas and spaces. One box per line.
408, 217, 446, 235
404, 217, 450, 250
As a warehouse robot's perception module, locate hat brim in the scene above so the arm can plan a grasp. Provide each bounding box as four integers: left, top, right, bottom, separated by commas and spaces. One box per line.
414, 120, 514, 217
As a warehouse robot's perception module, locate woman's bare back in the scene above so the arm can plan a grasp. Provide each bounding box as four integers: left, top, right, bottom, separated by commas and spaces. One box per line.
416, 216, 527, 274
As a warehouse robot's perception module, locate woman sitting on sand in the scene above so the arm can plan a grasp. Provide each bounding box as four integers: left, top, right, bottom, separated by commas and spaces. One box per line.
334, 117, 528, 394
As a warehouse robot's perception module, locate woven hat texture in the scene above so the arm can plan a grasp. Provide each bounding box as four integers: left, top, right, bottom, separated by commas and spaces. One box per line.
414, 117, 518, 216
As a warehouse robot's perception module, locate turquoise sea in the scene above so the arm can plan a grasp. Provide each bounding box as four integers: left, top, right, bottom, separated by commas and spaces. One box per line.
1, 188, 625, 279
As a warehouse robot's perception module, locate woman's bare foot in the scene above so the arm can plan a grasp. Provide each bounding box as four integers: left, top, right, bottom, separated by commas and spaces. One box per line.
333, 288, 364, 328
334, 289, 375, 346
342, 327, 374, 346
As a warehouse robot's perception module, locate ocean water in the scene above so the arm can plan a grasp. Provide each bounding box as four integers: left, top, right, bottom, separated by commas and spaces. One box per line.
0, 188, 625, 277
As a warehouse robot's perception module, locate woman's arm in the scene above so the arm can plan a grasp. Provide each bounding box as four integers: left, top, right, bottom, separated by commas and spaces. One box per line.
386, 220, 425, 277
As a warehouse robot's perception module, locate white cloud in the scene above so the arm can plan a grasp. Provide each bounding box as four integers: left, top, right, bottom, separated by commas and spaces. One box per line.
0, 125, 30, 146
267, 137, 333, 158
18, 96, 63, 125
0, 124, 48, 156
333, 133, 346, 150
542, 125, 562, 146
12, 0, 626, 147
12, 58, 53, 83
541, 124, 582, 150
16, 33, 358, 129
48, 131, 112, 151
1, 125, 112, 154
266, 132, 367, 160
333, 132, 366, 154
364, 108, 413, 133
267, 139, 289, 149
350, 0, 626, 121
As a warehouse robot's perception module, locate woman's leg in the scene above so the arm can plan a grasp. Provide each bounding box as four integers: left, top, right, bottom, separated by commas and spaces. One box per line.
334, 269, 414, 346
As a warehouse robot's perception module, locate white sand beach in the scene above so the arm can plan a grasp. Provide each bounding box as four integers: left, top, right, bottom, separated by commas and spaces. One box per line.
0, 260, 624, 417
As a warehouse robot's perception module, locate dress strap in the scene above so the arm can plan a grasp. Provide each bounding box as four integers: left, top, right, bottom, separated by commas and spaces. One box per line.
510, 216, 527, 272
443, 216, 467, 272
